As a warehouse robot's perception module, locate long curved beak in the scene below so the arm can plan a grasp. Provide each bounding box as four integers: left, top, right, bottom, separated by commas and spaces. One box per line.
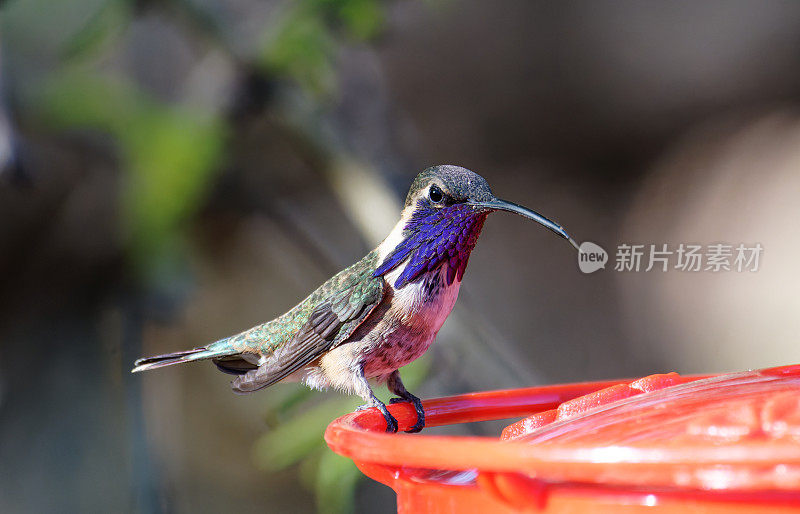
470, 198, 580, 251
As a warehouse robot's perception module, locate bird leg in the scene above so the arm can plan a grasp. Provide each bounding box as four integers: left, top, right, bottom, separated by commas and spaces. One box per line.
387, 370, 425, 433
353, 366, 398, 433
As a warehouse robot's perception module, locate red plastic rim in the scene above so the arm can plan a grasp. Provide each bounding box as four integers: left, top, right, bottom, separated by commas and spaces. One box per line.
325, 366, 800, 490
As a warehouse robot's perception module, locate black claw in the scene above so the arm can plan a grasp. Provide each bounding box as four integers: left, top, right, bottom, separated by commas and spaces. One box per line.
406, 396, 425, 433
384, 414, 399, 433
377, 403, 398, 433
356, 401, 398, 433
389, 394, 426, 433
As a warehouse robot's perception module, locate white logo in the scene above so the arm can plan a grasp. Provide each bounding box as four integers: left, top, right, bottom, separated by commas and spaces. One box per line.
578, 241, 608, 274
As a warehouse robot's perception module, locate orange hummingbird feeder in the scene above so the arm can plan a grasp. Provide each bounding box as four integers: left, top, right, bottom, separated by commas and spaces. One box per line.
325, 364, 800, 513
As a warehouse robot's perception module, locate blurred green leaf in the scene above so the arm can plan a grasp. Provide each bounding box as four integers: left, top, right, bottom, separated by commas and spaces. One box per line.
60, 0, 130, 61
253, 395, 360, 471
299, 447, 325, 490
2, 0, 120, 60
315, 449, 362, 514
333, 0, 384, 41
41, 71, 225, 279
260, 384, 318, 424
259, 0, 385, 97
260, 5, 336, 96
122, 109, 223, 267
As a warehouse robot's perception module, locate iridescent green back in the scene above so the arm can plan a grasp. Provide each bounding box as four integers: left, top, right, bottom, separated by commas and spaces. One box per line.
225, 249, 384, 356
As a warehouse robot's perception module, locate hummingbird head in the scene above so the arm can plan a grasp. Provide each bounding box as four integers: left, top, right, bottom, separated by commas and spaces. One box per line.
375, 165, 578, 288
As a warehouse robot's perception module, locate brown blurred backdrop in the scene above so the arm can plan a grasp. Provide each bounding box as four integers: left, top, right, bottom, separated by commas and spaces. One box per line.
2, 0, 800, 512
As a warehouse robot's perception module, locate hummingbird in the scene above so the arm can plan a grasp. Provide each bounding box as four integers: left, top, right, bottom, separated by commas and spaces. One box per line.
133, 165, 578, 433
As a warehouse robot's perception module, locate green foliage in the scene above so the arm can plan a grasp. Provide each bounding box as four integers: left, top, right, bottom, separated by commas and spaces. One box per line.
314, 451, 362, 514
59, 0, 130, 61
259, 0, 384, 97
41, 72, 225, 280
328, 0, 385, 40
2, 0, 131, 79
254, 394, 361, 471
261, 5, 338, 96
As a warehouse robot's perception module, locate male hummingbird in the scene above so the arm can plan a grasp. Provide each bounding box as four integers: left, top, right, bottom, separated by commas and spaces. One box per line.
133, 165, 578, 433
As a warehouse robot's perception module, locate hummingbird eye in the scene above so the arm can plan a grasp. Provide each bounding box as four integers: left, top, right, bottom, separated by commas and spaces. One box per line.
429, 185, 444, 204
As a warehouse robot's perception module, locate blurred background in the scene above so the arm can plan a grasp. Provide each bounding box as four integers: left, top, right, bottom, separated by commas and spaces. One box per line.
2, 0, 800, 512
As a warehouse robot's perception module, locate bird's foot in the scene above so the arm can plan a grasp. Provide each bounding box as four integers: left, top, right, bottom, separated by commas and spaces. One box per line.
356, 401, 398, 433
389, 393, 426, 433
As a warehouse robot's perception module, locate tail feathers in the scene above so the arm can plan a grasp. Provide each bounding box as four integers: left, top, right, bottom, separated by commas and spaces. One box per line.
132, 345, 237, 373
